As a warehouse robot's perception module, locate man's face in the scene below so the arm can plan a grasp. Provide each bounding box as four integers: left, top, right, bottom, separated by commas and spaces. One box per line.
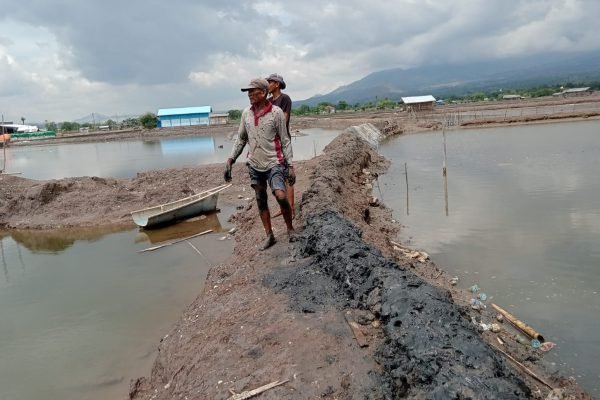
267, 80, 277, 94
247, 88, 267, 106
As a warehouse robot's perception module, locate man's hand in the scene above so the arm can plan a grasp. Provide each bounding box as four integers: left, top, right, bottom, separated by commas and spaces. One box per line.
224, 159, 233, 182
287, 165, 296, 186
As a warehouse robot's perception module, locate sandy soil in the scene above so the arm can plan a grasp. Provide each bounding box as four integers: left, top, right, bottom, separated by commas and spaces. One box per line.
1, 101, 596, 399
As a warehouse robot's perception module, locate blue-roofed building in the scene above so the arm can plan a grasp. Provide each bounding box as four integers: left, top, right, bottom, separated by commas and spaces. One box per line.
157, 106, 213, 128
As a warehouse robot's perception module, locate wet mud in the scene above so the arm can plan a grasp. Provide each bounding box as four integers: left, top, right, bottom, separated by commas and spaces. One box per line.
268, 209, 530, 398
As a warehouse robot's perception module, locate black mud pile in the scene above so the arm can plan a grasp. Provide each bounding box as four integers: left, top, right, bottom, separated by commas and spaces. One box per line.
267, 132, 531, 398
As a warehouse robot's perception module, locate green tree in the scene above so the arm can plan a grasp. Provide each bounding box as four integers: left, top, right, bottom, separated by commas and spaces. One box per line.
337, 100, 348, 111
106, 119, 118, 129
122, 117, 140, 128
61, 121, 81, 131
45, 121, 58, 132
139, 113, 158, 129
228, 109, 242, 121
293, 104, 311, 116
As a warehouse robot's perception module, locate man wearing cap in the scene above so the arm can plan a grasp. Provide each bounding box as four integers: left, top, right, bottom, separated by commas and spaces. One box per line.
266, 73, 295, 219
224, 77, 296, 250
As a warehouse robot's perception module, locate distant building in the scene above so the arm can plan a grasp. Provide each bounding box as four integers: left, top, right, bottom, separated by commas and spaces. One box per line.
561, 87, 592, 97
321, 105, 336, 114
157, 106, 212, 128
401, 95, 436, 112
502, 95, 523, 100
210, 113, 229, 125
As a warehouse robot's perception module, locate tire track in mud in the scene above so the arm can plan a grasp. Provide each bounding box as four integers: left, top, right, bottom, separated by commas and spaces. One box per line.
267, 131, 531, 398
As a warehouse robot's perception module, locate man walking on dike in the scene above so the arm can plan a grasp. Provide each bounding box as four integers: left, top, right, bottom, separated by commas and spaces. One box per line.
266, 73, 296, 219
266, 73, 295, 219
224, 77, 296, 251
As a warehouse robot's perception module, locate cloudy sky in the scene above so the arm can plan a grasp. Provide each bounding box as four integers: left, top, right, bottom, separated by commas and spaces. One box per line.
1, 0, 599, 123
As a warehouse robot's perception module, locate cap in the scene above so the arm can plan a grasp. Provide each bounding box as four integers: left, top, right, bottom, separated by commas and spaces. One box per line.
266, 73, 286, 90
241, 78, 269, 92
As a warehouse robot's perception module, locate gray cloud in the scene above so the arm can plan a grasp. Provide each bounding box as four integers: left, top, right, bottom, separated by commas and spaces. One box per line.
0, 0, 599, 121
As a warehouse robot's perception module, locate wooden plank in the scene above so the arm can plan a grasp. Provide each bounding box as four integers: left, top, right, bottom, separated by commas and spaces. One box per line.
138, 229, 212, 253
344, 312, 369, 347
227, 379, 289, 400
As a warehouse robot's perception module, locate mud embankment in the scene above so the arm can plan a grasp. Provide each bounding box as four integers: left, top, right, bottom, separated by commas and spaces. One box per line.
128, 131, 588, 399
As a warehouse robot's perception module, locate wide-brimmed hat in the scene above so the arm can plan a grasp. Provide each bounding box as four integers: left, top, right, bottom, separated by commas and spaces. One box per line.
266, 73, 286, 90
241, 78, 269, 92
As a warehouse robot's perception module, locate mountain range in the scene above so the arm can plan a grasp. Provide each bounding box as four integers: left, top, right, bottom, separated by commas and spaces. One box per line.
296, 51, 600, 107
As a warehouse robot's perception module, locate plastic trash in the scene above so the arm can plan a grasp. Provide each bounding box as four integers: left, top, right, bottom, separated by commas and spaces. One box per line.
449, 277, 459, 286
470, 298, 485, 310
496, 314, 504, 323
478, 293, 487, 301
490, 323, 501, 333
531, 339, 541, 349
540, 341, 557, 352
470, 284, 480, 293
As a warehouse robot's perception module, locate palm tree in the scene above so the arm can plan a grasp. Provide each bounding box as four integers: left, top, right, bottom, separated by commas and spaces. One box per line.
21, 117, 25, 125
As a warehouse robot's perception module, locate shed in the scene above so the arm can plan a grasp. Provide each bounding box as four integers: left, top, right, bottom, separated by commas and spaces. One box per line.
401, 95, 436, 112
157, 106, 213, 128
561, 87, 592, 97
502, 95, 523, 100
210, 113, 229, 125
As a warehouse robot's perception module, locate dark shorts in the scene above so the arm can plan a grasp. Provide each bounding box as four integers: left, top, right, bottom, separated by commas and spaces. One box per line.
247, 164, 287, 193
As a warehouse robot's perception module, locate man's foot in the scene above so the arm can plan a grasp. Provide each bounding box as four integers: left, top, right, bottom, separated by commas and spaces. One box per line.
288, 230, 299, 243
259, 233, 276, 251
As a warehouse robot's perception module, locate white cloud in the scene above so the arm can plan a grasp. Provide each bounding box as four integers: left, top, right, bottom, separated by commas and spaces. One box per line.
0, 0, 599, 122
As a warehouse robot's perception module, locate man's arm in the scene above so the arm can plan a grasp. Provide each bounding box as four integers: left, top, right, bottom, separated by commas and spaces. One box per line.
281, 95, 292, 130
275, 108, 292, 165
229, 110, 248, 162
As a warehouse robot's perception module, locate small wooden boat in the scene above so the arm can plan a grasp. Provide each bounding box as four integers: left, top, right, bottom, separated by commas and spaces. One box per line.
131, 183, 231, 228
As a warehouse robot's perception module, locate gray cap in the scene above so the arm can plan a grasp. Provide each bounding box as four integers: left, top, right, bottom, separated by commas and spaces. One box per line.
266, 73, 286, 90
241, 78, 269, 92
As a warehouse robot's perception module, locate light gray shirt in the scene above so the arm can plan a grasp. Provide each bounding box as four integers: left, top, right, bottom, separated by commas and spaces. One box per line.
230, 104, 292, 171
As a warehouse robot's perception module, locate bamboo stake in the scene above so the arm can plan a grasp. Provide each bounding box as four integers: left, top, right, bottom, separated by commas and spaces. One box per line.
227, 380, 289, 400
491, 303, 545, 342
491, 344, 553, 389
404, 162, 409, 216
138, 229, 212, 253
442, 129, 449, 216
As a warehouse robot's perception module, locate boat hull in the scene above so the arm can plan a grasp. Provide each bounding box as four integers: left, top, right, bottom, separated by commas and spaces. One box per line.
131, 184, 231, 228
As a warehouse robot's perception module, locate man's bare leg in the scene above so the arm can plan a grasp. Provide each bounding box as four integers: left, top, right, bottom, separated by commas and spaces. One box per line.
272, 183, 295, 219
255, 184, 276, 250
274, 189, 296, 241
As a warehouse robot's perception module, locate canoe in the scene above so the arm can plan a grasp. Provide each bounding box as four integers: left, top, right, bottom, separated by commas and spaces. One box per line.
131, 183, 231, 228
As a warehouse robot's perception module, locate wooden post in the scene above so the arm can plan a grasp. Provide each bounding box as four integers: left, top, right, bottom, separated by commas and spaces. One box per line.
442, 129, 449, 216
404, 162, 409, 216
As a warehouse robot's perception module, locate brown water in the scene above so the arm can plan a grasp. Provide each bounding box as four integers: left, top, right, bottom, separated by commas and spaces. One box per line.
0, 211, 234, 400
378, 120, 600, 395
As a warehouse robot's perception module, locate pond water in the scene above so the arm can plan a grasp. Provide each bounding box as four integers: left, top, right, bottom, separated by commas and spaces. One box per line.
4, 128, 340, 180
0, 210, 235, 400
378, 120, 600, 395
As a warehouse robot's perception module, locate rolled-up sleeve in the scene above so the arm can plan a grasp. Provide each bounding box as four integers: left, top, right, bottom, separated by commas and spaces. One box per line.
229, 111, 248, 162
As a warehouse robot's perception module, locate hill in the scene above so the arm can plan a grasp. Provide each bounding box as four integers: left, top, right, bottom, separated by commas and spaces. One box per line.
296, 51, 600, 107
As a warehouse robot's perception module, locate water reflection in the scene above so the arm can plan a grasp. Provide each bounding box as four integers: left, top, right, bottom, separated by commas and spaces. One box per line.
4, 225, 132, 254
0, 209, 235, 400
6, 128, 340, 180
135, 211, 225, 245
